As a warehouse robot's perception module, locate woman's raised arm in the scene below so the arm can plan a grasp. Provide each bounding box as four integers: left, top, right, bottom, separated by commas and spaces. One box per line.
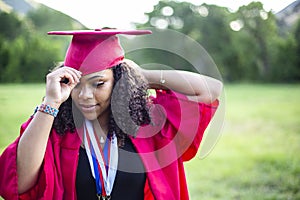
17, 67, 81, 194
143, 70, 222, 103
124, 59, 223, 104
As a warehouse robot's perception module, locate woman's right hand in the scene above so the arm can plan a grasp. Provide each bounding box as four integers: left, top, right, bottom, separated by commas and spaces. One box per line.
44, 66, 82, 108
17, 66, 81, 194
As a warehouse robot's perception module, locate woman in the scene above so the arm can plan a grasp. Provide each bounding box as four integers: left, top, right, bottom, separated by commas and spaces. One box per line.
0, 29, 222, 200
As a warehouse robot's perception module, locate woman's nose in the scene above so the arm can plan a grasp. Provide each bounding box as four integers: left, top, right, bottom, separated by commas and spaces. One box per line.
78, 86, 94, 99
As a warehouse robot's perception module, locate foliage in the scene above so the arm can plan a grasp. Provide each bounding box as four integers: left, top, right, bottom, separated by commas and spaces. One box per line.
0, 5, 86, 83
293, 19, 300, 80
0, 1, 299, 83
0, 12, 27, 40
27, 5, 83, 33
136, 0, 300, 83
0, 34, 62, 82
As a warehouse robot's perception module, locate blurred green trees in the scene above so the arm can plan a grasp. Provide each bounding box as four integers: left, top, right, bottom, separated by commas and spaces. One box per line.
136, 1, 300, 82
0, 1, 299, 83
0, 5, 85, 83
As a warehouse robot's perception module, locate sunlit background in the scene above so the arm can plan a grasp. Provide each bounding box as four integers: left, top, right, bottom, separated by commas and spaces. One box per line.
33, 0, 296, 28
0, 0, 300, 199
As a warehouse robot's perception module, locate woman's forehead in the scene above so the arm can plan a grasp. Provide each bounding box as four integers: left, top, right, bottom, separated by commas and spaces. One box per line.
81, 69, 112, 80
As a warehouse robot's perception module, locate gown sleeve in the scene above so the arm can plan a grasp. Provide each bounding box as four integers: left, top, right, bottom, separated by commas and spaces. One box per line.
152, 89, 219, 161
0, 117, 53, 200
0, 135, 20, 199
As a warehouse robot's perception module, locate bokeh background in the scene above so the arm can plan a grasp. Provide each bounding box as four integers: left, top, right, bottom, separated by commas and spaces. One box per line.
0, 0, 299, 199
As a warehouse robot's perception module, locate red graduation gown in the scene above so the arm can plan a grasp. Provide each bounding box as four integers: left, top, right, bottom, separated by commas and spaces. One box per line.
0, 90, 218, 200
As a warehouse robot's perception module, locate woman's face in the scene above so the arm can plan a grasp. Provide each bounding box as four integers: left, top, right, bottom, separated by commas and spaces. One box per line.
71, 69, 114, 121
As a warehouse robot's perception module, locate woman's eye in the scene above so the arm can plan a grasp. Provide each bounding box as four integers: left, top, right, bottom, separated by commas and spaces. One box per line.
93, 81, 104, 87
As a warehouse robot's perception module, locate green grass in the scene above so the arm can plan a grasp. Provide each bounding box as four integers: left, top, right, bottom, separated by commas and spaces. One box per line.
0, 84, 45, 152
185, 84, 300, 199
0, 84, 299, 199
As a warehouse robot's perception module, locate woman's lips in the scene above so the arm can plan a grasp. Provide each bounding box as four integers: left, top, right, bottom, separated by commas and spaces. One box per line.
79, 104, 98, 112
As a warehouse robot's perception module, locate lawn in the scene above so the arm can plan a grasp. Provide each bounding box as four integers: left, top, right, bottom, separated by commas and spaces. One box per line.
185, 84, 300, 199
0, 83, 299, 199
0, 84, 45, 151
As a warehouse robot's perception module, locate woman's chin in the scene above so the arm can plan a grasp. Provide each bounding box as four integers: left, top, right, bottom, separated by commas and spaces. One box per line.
81, 113, 98, 121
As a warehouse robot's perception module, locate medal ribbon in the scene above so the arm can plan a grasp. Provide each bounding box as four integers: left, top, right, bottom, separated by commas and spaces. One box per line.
84, 119, 118, 197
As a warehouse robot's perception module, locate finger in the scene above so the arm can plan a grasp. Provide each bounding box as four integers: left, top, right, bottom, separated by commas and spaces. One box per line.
59, 68, 81, 84
68, 80, 80, 90
63, 66, 82, 78
60, 73, 76, 85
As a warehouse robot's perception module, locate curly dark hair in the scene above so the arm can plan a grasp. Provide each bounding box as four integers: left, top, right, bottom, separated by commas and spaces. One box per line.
52, 62, 151, 146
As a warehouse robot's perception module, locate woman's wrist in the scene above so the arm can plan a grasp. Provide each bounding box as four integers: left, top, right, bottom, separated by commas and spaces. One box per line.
43, 97, 61, 110
142, 69, 168, 90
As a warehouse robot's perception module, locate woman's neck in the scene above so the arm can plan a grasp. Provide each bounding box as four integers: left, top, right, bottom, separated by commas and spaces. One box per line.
95, 110, 110, 137
88, 118, 108, 148
92, 120, 108, 136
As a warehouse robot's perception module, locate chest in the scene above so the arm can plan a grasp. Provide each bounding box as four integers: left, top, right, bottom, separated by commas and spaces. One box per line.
75, 137, 146, 200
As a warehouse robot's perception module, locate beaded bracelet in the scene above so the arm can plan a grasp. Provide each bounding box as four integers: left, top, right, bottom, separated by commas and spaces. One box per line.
36, 104, 59, 117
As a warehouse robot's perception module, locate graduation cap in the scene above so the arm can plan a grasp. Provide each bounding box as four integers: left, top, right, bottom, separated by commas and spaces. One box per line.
48, 28, 152, 75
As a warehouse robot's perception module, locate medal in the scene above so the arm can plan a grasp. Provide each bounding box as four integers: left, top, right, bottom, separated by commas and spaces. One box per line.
97, 195, 111, 200
84, 119, 118, 198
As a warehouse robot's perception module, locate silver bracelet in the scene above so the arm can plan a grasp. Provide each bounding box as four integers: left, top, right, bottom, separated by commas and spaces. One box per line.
160, 70, 166, 84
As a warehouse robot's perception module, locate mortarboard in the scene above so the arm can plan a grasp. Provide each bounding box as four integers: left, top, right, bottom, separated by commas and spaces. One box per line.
48, 28, 152, 75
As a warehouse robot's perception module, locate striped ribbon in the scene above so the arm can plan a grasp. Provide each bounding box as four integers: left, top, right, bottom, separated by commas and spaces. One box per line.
84, 119, 118, 197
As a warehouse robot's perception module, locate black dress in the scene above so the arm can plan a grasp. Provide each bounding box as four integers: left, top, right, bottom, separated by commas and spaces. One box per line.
76, 137, 146, 200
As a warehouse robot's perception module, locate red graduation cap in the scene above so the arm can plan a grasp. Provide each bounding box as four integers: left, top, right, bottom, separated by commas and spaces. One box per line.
48, 28, 152, 75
